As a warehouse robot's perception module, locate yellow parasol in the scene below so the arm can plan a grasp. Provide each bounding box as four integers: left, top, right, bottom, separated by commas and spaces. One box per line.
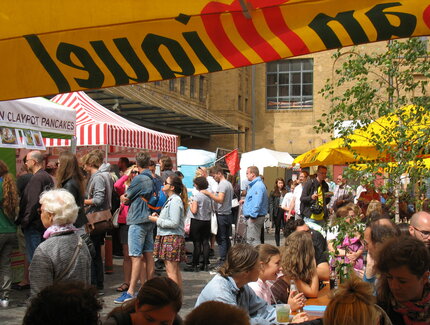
294, 105, 430, 167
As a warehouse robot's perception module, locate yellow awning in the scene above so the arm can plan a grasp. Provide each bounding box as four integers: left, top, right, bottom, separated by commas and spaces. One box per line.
1, 1, 430, 100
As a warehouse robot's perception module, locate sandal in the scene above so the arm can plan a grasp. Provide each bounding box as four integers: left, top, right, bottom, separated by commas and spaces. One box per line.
116, 283, 129, 292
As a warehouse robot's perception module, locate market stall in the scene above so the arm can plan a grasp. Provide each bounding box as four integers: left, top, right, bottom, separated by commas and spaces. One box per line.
0, 96, 75, 283
0, 97, 75, 174
46, 91, 178, 163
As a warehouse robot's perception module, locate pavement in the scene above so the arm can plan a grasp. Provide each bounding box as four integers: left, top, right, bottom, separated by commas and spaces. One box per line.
0, 229, 276, 324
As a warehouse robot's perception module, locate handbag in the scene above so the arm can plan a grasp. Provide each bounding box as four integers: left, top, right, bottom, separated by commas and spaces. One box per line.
112, 207, 121, 228
231, 198, 239, 208
210, 200, 218, 235
211, 212, 218, 235
85, 209, 113, 236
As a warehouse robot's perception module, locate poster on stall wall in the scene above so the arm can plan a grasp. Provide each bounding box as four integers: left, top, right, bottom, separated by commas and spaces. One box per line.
22, 130, 45, 150
0, 127, 22, 148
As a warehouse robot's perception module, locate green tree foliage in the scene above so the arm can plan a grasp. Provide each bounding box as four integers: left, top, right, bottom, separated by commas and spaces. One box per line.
316, 38, 430, 214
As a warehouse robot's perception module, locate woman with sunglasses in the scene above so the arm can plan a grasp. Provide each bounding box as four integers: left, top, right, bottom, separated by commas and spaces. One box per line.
149, 175, 188, 287
113, 165, 139, 293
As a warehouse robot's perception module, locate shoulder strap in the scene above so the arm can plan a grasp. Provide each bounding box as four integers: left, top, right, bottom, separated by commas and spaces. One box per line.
57, 236, 83, 281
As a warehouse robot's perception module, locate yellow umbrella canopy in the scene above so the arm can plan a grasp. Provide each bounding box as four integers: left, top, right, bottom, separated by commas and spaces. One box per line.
293, 137, 383, 167
1, 1, 429, 100
294, 105, 430, 167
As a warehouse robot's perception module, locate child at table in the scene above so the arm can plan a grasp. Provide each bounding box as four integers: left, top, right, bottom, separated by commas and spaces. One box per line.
272, 232, 319, 299
248, 244, 306, 312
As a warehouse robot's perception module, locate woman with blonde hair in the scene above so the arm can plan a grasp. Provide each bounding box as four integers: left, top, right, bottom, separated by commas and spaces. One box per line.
0, 160, 19, 307
149, 175, 188, 286
279, 231, 319, 298
324, 275, 390, 324
113, 164, 139, 293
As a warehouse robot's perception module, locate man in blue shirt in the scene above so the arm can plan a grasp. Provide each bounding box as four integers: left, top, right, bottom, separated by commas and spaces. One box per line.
242, 166, 268, 246
114, 152, 154, 304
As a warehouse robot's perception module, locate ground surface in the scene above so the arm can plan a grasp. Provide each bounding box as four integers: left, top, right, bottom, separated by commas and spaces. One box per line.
1, 230, 276, 324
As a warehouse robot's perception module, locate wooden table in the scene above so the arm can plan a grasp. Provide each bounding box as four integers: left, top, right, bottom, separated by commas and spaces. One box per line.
305, 282, 331, 306
292, 282, 331, 320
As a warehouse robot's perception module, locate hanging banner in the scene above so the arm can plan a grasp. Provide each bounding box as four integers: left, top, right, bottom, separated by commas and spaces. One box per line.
1, 0, 430, 101
0, 97, 76, 135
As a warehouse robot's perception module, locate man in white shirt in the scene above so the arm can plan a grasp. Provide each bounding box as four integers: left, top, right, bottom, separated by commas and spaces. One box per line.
202, 166, 234, 263
328, 174, 354, 214
286, 171, 309, 220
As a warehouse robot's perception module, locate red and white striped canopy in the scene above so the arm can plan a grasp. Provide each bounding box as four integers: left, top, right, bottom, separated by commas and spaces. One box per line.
45, 91, 177, 153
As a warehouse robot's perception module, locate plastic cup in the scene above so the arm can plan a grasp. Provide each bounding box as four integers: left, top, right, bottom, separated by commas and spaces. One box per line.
276, 304, 290, 324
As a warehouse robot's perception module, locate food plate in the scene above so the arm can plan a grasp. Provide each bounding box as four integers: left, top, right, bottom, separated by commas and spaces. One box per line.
24, 130, 34, 145
1, 128, 17, 144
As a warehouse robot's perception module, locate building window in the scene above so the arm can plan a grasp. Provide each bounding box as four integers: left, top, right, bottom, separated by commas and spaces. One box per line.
154, 81, 161, 86
199, 76, 205, 102
180, 78, 186, 95
169, 79, 176, 91
190, 76, 195, 98
238, 95, 242, 111
266, 58, 313, 110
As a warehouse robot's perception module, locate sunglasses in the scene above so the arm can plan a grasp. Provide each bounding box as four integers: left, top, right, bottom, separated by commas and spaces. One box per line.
164, 181, 172, 185
131, 171, 139, 174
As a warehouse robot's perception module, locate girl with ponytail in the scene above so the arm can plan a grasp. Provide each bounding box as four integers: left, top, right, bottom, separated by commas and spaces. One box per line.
0, 160, 19, 306
149, 175, 187, 287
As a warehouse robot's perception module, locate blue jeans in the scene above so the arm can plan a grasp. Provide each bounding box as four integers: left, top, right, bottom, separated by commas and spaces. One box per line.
216, 214, 233, 261
23, 226, 43, 262
128, 223, 155, 256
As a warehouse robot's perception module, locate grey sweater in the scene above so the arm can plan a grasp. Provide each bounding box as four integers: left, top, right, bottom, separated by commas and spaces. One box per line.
85, 163, 113, 214
29, 231, 91, 297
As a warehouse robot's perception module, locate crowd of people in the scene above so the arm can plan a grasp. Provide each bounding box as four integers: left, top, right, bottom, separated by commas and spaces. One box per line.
0, 151, 429, 324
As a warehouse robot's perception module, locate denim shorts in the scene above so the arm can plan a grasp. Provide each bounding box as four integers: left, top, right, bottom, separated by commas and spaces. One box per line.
128, 223, 155, 256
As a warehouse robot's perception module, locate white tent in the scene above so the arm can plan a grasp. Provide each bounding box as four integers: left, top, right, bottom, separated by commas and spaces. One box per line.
177, 147, 216, 166
177, 147, 216, 190
239, 148, 294, 182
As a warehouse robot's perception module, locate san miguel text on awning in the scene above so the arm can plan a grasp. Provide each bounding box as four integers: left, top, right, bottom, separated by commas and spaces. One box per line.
1, 0, 430, 100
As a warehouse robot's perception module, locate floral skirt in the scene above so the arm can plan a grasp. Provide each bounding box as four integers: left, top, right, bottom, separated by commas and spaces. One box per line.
153, 235, 186, 262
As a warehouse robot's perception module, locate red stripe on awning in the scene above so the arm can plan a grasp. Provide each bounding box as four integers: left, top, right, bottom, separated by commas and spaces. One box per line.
49, 91, 177, 152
